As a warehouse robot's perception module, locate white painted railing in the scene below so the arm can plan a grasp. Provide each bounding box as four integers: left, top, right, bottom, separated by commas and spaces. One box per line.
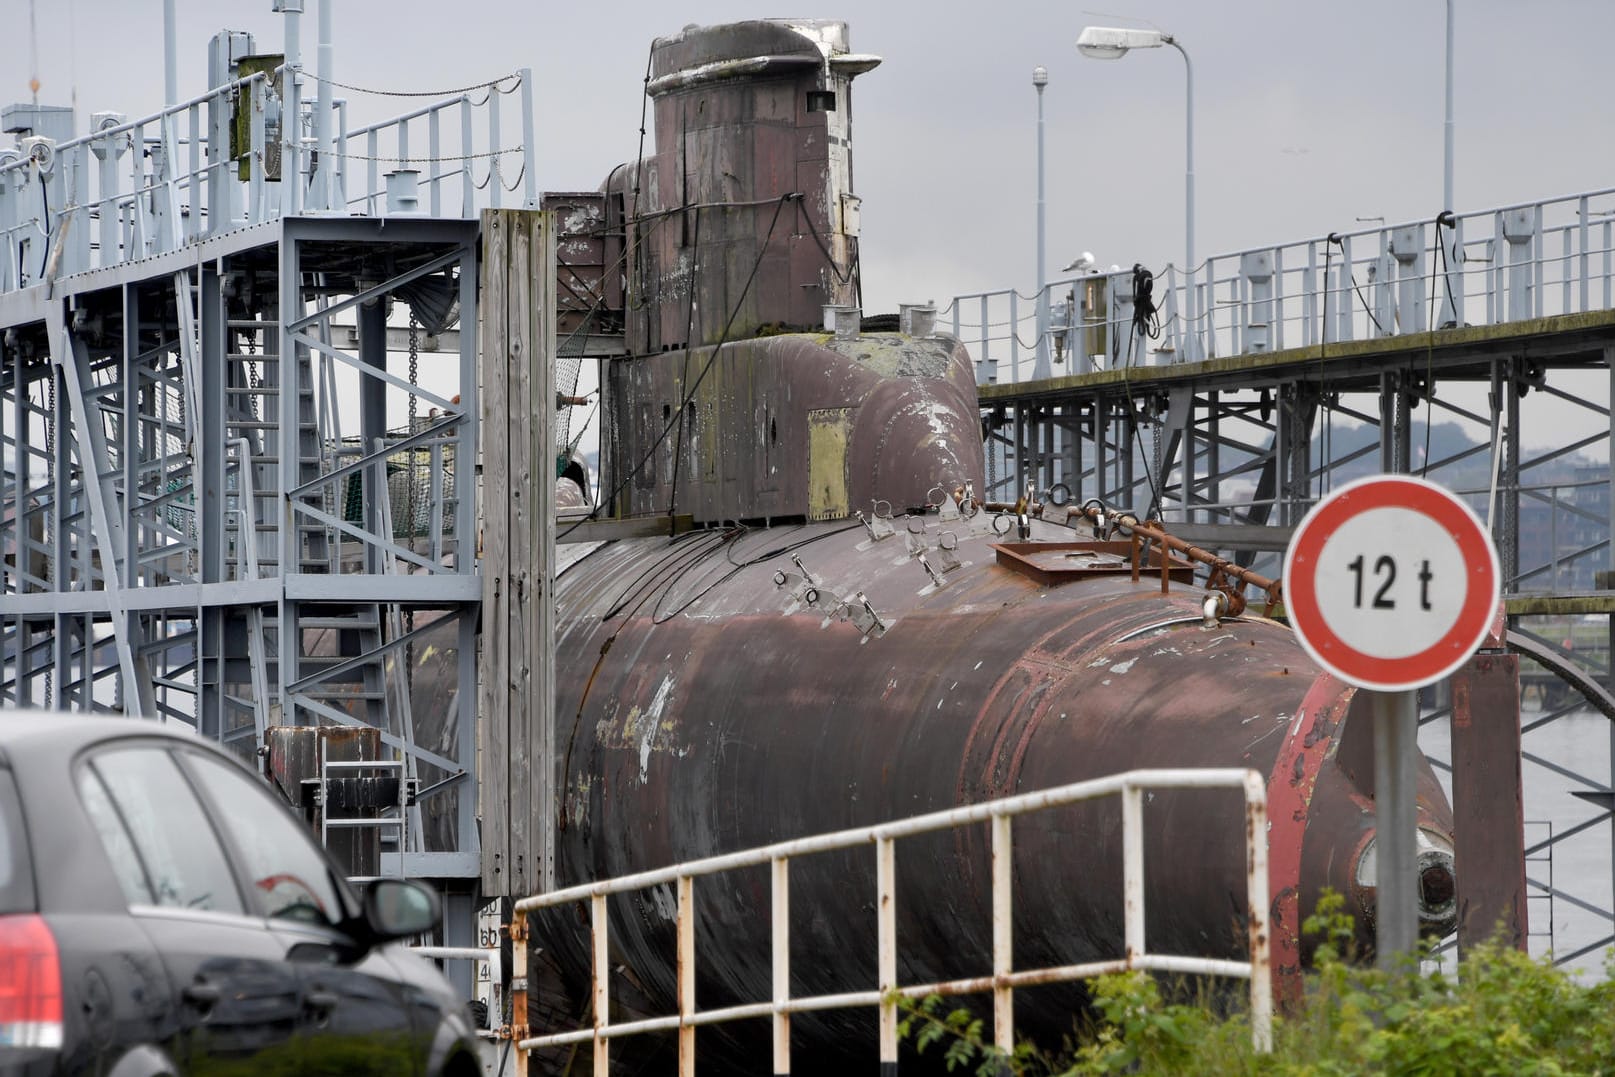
951, 186, 1615, 385
514, 767, 1272, 1073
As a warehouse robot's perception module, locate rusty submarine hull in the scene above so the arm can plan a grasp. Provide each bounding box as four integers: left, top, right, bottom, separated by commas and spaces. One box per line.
531, 335, 1458, 1071
502, 18, 1463, 1072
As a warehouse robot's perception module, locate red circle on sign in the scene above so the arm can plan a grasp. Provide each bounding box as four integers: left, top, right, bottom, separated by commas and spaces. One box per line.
1282, 475, 1500, 691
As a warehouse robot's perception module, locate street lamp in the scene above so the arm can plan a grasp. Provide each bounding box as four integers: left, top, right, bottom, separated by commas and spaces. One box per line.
1032, 65, 1052, 380
1077, 25, 1197, 361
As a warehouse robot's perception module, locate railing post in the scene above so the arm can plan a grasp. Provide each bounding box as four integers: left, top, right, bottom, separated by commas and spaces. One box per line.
461, 97, 476, 219
1008, 291, 1020, 383
249, 82, 266, 224
1243, 771, 1272, 1053
187, 103, 202, 242
772, 856, 791, 1076
990, 813, 1014, 1056
1122, 783, 1144, 962
876, 836, 897, 1076
488, 88, 503, 210
1604, 220, 1613, 310
591, 893, 610, 1074
519, 68, 538, 209
1533, 203, 1546, 318
428, 109, 443, 217
510, 915, 530, 1077
1272, 246, 1286, 351
1303, 241, 1317, 348
1561, 228, 1572, 317
1444, 215, 1465, 328
677, 875, 696, 1076
335, 100, 349, 210
979, 295, 994, 384
366, 129, 379, 217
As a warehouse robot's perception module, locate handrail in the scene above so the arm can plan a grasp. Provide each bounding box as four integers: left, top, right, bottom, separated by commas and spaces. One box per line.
0, 63, 535, 294
951, 185, 1615, 386
515, 767, 1272, 1072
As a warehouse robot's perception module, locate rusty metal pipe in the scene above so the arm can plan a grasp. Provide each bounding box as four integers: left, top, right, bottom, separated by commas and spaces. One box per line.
1065, 501, 1283, 606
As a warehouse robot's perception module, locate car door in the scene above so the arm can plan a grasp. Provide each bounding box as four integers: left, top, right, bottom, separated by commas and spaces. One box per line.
79, 746, 304, 1075
180, 750, 421, 1077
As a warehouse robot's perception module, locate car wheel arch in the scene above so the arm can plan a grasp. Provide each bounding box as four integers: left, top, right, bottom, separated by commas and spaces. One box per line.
440, 1046, 482, 1077
107, 1043, 180, 1077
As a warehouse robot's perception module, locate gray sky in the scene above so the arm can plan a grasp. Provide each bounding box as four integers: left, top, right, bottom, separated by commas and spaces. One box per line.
5, 0, 1613, 319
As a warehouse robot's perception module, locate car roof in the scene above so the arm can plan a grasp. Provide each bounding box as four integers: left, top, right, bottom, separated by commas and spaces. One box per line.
0, 710, 213, 767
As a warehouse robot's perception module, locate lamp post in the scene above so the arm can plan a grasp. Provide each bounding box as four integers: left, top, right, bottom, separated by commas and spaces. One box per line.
1077, 25, 1196, 362
1443, 0, 1454, 216
1033, 66, 1051, 380
1441, 0, 1459, 328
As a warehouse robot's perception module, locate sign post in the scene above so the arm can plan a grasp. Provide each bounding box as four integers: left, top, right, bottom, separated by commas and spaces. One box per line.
1283, 475, 1500, 967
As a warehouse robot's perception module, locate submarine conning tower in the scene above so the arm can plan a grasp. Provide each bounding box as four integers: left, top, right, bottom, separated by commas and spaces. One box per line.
598, 21, 987, 526
624, 19, 879, 350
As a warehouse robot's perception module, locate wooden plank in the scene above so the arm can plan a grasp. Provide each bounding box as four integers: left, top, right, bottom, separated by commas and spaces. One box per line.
535, 211, 558, 893
475, 208, 558, 900
507, 210, 534, 900
477, 209, 511, 895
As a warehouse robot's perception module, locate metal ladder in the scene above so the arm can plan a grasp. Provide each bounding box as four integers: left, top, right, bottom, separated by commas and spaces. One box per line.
317, 736, 413, 878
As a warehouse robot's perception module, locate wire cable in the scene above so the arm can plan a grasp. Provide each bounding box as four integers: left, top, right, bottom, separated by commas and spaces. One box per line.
558, 193, 799, 541
1346, 260, 1387, 336
1122, 265, 1163, 519
629, 44, 655, 314
651, 521, 861, 624
303, 71, 522, 99
36, 168, 50, 282
667, 202, 703, 521
794, 197, 856, 287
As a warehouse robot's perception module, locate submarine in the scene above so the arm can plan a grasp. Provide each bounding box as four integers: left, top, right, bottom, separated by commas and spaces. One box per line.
518, 18, 1461, 1072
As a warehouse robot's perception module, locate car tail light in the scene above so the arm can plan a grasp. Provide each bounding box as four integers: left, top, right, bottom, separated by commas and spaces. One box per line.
0, 914, 63, 1049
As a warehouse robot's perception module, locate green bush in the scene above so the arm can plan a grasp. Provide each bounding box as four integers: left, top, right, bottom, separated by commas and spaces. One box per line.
894, 891, 1615, 1076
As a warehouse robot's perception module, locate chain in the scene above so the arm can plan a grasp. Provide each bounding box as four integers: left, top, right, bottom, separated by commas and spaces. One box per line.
43, 372, 55, 707
407, 320, 420, 544
303, 71, 522, 99
338, 146, 524, 165
243, 323, 260, 421
404, 315, 420, 694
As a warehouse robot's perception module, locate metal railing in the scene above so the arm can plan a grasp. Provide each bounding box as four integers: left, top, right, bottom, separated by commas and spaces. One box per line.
514, 768, 1272, 1072
950, 186, 1615, 385
0, 67, 534, 294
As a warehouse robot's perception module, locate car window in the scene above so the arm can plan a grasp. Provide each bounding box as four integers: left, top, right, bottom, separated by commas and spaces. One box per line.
184, 752, 347, 927
78, 766, 156, 905
0, 768, 34, 913
88, 748, 243, 915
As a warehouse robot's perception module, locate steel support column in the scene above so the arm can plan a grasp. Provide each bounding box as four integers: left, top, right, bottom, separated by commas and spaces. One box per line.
1451, 644, 1528, 954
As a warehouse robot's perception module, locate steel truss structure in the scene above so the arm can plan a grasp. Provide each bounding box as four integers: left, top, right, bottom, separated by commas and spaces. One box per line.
1, 214, 483, 875
0, 18, 538, 967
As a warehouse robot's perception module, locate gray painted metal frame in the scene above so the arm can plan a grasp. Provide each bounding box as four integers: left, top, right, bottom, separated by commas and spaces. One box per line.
2, 214, 486, 883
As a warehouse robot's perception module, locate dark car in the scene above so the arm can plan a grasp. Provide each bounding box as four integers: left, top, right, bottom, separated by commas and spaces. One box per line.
0, 713, 481, 1076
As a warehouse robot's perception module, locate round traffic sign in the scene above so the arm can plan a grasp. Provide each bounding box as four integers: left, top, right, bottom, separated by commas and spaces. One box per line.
1282, 475, 1500, 691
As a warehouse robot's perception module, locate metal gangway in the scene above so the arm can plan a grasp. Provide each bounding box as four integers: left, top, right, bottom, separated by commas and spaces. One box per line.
948, 186, 1615, 384
944, 188, 1615, 981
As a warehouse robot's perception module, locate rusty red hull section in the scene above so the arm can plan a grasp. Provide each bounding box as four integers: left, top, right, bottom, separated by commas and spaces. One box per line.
539, 515, 1456, 1061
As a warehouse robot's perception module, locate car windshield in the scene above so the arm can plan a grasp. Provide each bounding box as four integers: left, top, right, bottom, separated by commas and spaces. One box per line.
0, 767, 35, 913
